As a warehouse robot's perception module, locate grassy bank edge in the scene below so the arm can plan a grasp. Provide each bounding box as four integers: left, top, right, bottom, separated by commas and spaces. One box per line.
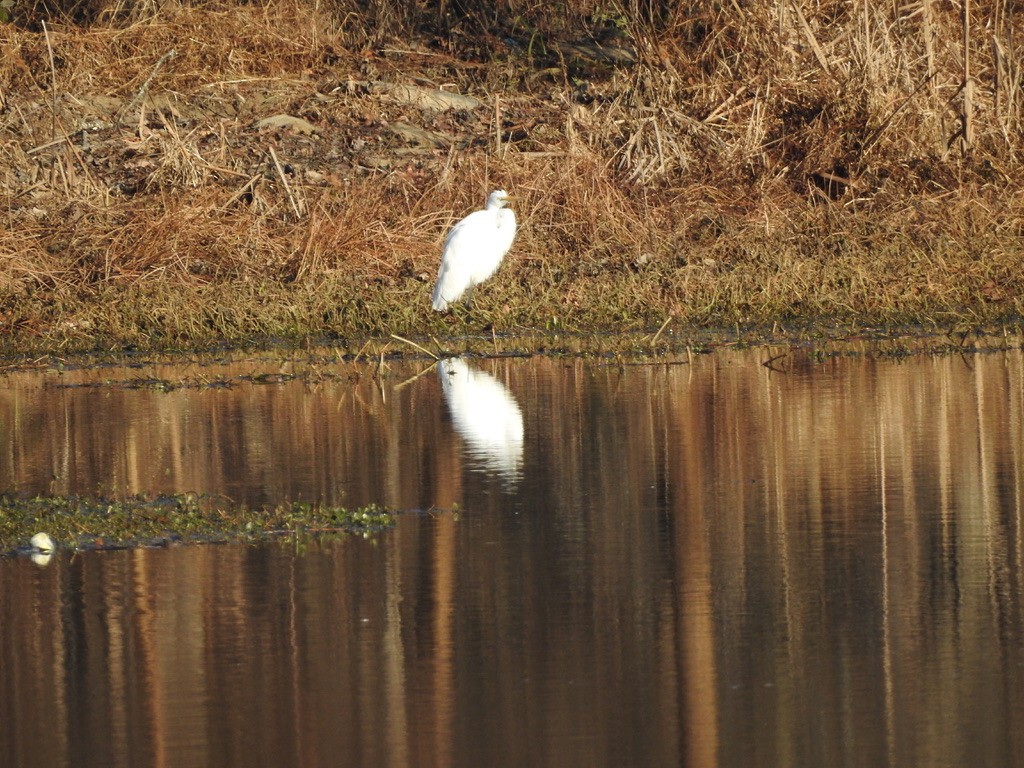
3, 271, 1023, 362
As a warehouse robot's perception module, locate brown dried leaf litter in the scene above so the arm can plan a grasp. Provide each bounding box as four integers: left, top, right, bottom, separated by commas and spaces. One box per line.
0, 0, 1023, 354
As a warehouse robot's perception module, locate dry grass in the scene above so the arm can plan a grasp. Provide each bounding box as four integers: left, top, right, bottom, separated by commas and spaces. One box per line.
1, 0, 1023, 353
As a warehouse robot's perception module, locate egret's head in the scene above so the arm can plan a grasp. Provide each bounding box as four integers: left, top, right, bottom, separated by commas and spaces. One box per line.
487, 189, 512, 209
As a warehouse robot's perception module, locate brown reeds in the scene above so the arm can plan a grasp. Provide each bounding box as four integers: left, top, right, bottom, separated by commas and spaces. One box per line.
1, 0, 1023, 353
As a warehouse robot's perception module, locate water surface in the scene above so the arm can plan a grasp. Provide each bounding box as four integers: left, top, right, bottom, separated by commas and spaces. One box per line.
1, 342, 1023, 767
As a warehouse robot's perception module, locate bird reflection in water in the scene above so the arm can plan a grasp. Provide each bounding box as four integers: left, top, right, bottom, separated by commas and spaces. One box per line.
438, 358, 524, 486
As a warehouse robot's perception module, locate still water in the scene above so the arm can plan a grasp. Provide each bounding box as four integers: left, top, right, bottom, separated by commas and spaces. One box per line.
1, 340, 1024, 767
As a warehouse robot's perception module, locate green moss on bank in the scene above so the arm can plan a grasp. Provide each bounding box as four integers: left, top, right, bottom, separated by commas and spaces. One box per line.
3, 234, 1022, 359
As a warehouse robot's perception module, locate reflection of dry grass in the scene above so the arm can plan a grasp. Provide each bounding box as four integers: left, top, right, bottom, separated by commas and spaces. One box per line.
0, 341, 1018, 761
1, 0, 1024, 351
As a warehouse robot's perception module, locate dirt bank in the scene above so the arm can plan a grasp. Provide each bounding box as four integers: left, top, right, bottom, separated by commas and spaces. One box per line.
1, 0, 1023, 355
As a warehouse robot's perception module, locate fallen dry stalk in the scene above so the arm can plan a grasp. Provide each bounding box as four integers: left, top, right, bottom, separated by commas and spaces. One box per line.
115, 48, 176, 126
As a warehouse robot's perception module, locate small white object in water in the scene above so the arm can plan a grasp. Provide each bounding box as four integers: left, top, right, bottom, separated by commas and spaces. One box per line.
31, 551, 53, 567
30, 532, 56, 554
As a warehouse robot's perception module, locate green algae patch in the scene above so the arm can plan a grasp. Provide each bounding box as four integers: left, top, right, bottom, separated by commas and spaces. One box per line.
0, 493, 395, 556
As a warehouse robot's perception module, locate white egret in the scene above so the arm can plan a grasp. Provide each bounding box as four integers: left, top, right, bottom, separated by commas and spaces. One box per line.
432, 189, 517, 311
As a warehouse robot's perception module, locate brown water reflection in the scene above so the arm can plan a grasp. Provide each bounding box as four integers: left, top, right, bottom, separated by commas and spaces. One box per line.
1, 344, 1024, 767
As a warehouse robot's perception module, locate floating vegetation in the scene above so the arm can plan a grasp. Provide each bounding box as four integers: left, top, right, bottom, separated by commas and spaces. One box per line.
0, 493, 394, 557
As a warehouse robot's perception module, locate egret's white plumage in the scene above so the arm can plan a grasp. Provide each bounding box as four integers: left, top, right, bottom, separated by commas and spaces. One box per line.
432, 190, 517, 311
